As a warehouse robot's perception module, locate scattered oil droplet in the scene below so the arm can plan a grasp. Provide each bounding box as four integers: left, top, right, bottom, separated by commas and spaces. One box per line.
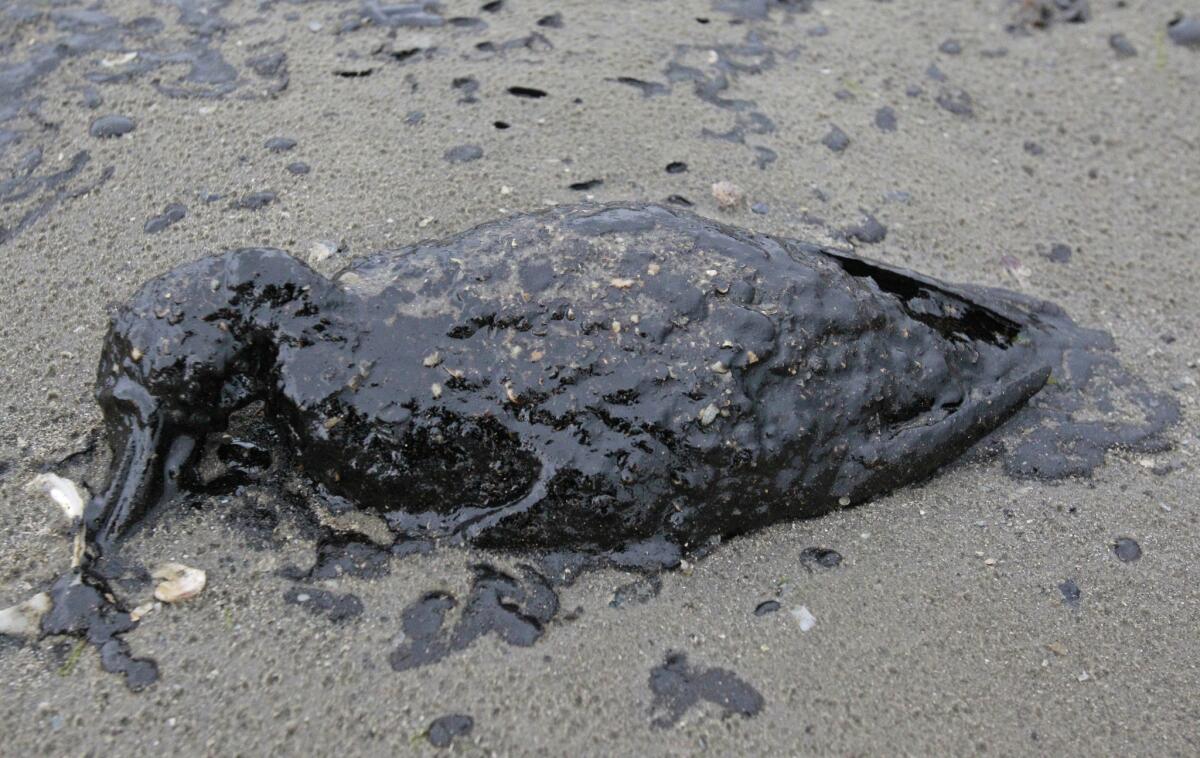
229, 191, 276, 210
609, 77, 669, 97
649, 652, 763, 728
1167, 14, 1200, 47
874, 106, 898, 132
451, 76, 479, 103
143, 203, 186, 234
1113, 537, 1142, 563
939, 39, 963, 55
89, 114, 136, 138
507, 86, 547, 98
427, 714, 473, 748
754, 599, 780, 616
610, 575, 662, 608
935, 88, 974, 117
1109, 33, 1137, 58
844, 213, 887, 244
390, 565, 557, 671
1046, 243, 1072, 263
444, 144, 483, 163
282, 586, 363, 622
1058, 578, 1081, 609
822, 125, 849, 152
799, 547, 843, 570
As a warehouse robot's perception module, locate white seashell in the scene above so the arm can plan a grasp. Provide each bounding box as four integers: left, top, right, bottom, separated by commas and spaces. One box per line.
711, 181, 745, 210
130, 602, 157, 622
100, 51, 138, 68
0, 593, 51, 639
791, 605, 816, 632
25, 474, 87, 521
306, 240, 336, 264
151, 563, 207, 603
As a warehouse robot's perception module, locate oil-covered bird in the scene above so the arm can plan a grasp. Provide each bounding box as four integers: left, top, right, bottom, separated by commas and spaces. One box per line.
85, 202, 1053, 557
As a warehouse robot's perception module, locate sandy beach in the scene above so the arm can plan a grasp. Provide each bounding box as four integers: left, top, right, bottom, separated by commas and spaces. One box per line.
1, 0, 1198, 754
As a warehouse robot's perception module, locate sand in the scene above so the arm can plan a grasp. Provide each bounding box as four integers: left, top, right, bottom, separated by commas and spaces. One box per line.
1, 0, 1197, 754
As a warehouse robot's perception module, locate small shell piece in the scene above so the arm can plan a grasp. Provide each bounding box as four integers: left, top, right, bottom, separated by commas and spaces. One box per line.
130, 602, 158, 622
151, 563, 207, 603
25, 473, 86, 521
0, 592, 51, 639
711, 181, 745, 210
791, 605, 817, 631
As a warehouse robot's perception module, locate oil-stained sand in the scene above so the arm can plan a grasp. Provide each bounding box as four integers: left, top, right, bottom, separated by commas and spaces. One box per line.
1, 0, 1198, 755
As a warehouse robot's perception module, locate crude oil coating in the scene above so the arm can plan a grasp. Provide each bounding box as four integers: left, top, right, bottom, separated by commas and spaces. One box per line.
649, 651, 764, 727
40, 571, 158, 690
389, 564, 558, 671
610, 574, 663, 608
84, 202, 1061, 557
282, 586, 364, 622
426, 714, 474, 748
799, 546, 842, 570
299, 532, 393, 580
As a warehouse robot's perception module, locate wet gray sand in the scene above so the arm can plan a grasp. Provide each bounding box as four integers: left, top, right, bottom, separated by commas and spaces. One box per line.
1, 0, 1198, 754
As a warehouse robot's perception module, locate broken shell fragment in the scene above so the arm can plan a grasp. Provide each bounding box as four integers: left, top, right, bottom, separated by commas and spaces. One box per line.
151, 563, 207, 603
711, 181, 745, 209
25, 473, 87, 522
792, 605, 816, 631
130, 602, 158, 621
0, 592, 51, 639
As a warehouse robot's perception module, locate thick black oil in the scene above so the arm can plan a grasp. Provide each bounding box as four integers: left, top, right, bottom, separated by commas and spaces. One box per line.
753, 599, 781, 616
84, 202, 1075, 554
40, 571, 159, 690
389, 564, 557, 671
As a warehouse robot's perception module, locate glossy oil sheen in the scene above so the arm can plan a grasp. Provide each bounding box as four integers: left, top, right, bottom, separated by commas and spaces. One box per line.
85, 202, 1055, 556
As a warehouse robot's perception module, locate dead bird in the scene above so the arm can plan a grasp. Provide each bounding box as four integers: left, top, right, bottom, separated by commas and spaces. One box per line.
85, 202, 1054, 557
